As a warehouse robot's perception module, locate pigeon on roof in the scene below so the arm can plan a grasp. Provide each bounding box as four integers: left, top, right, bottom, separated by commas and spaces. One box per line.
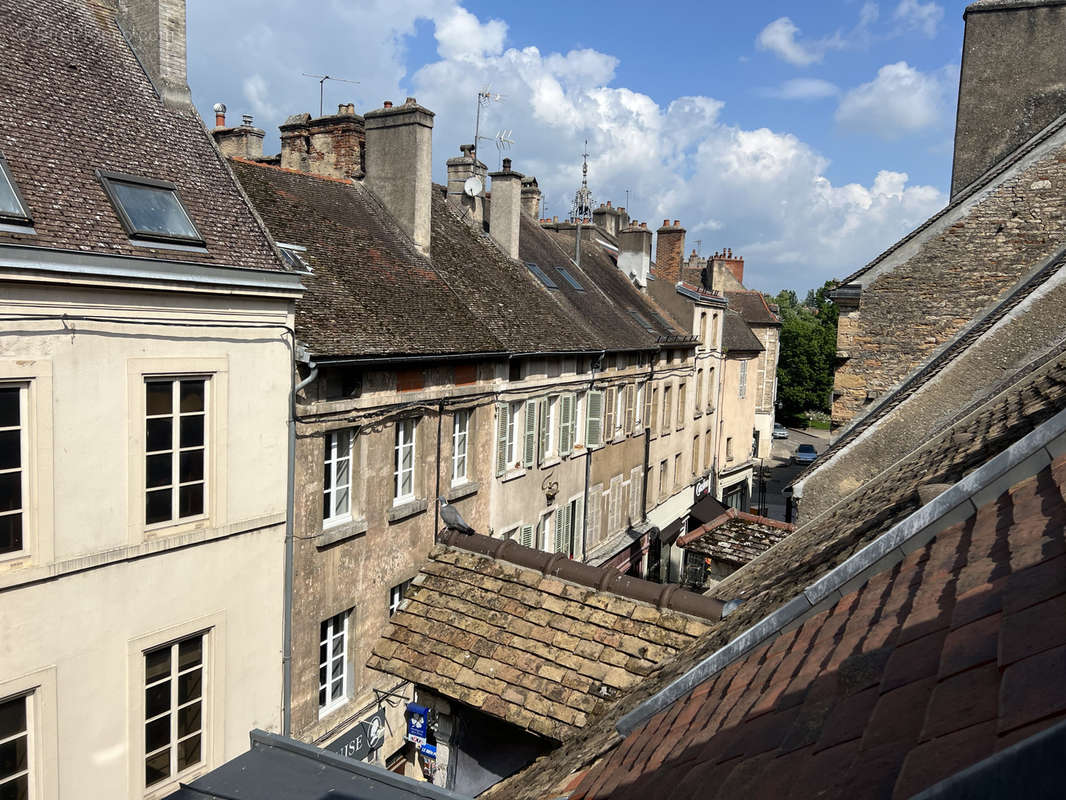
437, 497, 475, 534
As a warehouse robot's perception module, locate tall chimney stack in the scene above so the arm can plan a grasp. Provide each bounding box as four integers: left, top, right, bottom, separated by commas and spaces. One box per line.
619, 222, 653, 286
709, 249, 746, 291
364, 98, 435, 255
655, 220, 686, 283
116, 0, 192, 108
211, 107, 265, 160
280, 104, 365, 180
446, 144, 486, 226
489, 157, 523, 259
521, 175, 542, 219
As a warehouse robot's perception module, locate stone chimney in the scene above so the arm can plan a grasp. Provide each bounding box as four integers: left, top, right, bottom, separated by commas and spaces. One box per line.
655, 219, 686, 283
115, 0, 191, 108
521, 175, 541, 219
446, 144, 487, 226
952, 1, 1066, 197
619, 222, 652, 286
709, 248, 746, 291
280, 104, 365, 180
489, 157, 523, 259
211, 106, 265, 160
364, 98, 435, 255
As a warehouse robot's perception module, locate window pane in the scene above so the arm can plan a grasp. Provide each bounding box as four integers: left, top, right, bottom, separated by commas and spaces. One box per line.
177, 733, 201, 771
0, 473, 20, 513
146, 453, 172, 489
146, 418, 172, 453
0, 515, 21, 554
0, 163, 26, 219
177, 702, 201, 737
145, 647, 171, 682
146, 489, 172, 524
178, 637, 202, 670
179, 380, 205, 413
180, 416, 204, 448
334, 486, 349, 516
145, 681, 171, 719
0, 774, 28, 800
0, 735, 27, 776
110, 180, 201, 240
178, 669, 202, 704
144, 715, 170, 753
179, 484, 204, 518
146, 383, 172, 416
0, 430, 20, 470
0, 697, 25, 740
179, 450, 204, 483
145, 750, 170, 786
331, 678, 343, 700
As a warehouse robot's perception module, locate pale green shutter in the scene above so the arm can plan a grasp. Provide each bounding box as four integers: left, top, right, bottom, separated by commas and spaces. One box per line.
560, 394, 574, 454
554, 508, 568, 554
523, 401, 536, 469
587, 486, 601, 546
495, 402, 509, 476
519, 524, 535, 548
604, 387, 616, 443
537, 398, 548, 465
570, 500, 583, 559
586, 390, 603, 446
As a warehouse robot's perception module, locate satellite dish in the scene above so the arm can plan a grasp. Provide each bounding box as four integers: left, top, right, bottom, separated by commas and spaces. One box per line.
463, 176, 483, 197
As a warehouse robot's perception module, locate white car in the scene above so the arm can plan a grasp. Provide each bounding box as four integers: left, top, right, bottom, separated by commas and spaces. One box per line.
772, 423, 789, 439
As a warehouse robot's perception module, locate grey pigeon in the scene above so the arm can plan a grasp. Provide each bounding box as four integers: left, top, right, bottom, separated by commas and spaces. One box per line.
437, 496, 475, 534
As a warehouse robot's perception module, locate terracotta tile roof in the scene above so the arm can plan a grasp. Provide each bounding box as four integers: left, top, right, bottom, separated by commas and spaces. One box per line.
723, 290, 780, 326
677, 511, 795, 567
557, 453, 1066, 799
0, 0, 282, 272
367, 534, 720, 742
721, 311, 764, 353
486, 337, 1066, 800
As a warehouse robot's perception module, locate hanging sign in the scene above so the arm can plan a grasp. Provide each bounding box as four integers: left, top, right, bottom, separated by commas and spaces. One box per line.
405, 702, 429, 747
326, 708, 386, 762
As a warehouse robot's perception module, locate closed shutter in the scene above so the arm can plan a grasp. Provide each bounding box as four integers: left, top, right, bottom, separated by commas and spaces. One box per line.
586, 390, 603, 446
609, 475, 623, 533
651, 388, 660, 435
678, 382, 687, 423
642, 384, 652, 430
554, 505, 571, 555
630, 466, 643, 522
523, 401, 536, 469
604, 387, 616, 442
587, 486, 602, 546
560, 394, 574, 454
624, 384, 636, 433
519, 524, 535, 548
570, 499, 583, 558
537, 398, 548, 465
495, 402, 509, 476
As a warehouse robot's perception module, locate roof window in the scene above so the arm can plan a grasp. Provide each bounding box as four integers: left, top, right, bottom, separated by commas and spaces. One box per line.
627, 309, 655, 332
557, 267, 585, 292
525, 262, 559, 290
98, 171, 203, 245
0, 153, 32, 225
277, 243, 311, 272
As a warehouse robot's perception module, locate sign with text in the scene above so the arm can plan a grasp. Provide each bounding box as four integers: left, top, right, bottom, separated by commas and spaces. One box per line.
326, 708, 386, 763
694, 476, 712, 501
406, 702, 429, 747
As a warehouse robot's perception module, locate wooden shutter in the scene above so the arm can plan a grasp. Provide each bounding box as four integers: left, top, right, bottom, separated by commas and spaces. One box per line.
678, 381, 687, 423
651, 388, 660, 435
604, 387, 616, 443
570, 499, 583, 558
630, 466, 643, 522
523, 401, 536, 469
537, 398, 548, 465
559, 394, 574, 454
495, 402, 509, 476
554, 506, 571, 554
586, 390, 603, 447
587, 486, 602, 546
519, 524, 535, 548
624, 384, 636, 434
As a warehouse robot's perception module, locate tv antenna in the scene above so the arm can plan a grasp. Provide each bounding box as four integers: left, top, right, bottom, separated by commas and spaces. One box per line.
473, 87, 504, 165
301, 73, 360, 117
494, 130, 515, 169
695, 239, 703, 255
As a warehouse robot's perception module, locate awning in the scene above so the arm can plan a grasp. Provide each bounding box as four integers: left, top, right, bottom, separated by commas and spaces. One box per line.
689, 494, 730, 526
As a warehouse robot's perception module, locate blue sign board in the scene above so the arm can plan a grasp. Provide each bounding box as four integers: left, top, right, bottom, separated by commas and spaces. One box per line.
406, 702, 429, 746
418, 743, 437, 760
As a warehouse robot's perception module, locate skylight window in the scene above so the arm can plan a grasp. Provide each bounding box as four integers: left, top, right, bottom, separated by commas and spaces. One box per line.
0, 153, 31, 224
627, 309, 655, 332
277, 243, 311, 272
651, 312, 673, 330
525, 262, 559, 290
557, 267, 585, 292
98, 170, 203, 245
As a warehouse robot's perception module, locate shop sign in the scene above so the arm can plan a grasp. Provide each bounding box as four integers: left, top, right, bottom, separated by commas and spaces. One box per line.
418, 742, 437, 760
694, 476, 712, 501
326, 708, 386, 762
405, 702, 429, 746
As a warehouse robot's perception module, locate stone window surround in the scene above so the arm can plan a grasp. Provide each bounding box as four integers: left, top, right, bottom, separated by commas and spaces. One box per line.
0, 666, 57, 800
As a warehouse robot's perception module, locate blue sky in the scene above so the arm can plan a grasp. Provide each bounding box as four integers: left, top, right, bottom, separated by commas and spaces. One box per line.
188, 1, 970, 293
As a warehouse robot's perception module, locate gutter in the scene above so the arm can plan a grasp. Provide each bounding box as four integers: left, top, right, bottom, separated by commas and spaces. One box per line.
616, 405, 1066, 736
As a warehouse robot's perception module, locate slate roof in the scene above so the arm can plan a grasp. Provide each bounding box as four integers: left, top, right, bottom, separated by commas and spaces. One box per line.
559, 453, 1066, 799
368, 533, 720, 743
677, 510, 795, 567
723, 290, 780, 327
0, 0, 282, 272
486, 327, 1066, 800
721, 311, 764, 353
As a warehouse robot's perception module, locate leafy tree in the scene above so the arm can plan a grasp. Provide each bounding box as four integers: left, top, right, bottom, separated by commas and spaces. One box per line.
767, 280, 839, 421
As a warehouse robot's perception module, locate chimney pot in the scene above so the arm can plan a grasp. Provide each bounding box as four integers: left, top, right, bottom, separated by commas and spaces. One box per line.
405, 97, 417, 106
213, 102, 226, 128
673, 219, 680, 227
553, 216, 559, 223
663, 219, 669, 227
502, 157, 512, 172
640, 222, 647, 229
606, 201, 612, 208
383, 100, 393, 109
241, 113, 253, 127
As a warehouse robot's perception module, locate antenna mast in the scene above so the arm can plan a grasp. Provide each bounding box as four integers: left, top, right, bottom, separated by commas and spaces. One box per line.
473, 88, 504, 165
301, 73, 360, 117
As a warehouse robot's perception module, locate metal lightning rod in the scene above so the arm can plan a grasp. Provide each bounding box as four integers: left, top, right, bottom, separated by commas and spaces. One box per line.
301, 73, 360, 117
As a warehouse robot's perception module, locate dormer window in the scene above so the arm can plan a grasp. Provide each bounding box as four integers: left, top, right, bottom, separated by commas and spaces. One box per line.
0, 153, 32, 225
98, 171, 204, 245
277, 243, 311, 272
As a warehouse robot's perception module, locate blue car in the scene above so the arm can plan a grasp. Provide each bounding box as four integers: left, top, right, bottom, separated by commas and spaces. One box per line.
791, 443, 818, 465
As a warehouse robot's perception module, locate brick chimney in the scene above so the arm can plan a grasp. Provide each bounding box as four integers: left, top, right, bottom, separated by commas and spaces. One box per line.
619, 221, 652, 286
364, 98, 435, 255
489, 157, 523, 259
709, 248, 746, 291
655, 219, 686, 283
446, 144, 487, 226
521, 175, 541, 219
211, 107, 265, 160
280, 104, 365, 180
115, 0, 191, 108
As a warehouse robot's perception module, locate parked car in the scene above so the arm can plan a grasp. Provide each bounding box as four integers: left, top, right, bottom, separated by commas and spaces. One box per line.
772, 423, 789, 439
791, 443, 818, 465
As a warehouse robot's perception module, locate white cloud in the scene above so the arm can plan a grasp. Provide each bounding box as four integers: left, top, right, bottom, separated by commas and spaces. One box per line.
894, 0, 944, 38
756, 17, 827, 66
764, 78, 840, 101
242, 73, 278, 119
433, 5, 506, 60
835, 61, 955, 139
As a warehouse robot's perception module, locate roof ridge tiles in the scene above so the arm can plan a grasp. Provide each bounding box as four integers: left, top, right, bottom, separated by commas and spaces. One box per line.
228, 156, 356, 185
437, 530, 723, 621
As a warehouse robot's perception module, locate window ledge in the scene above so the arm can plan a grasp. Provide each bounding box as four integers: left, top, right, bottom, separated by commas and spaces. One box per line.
387, 497, 428, 523
587, 443, 605, 453
676, 425, 685, 432
500, 468, 527, 484
0, 221, 35, 235
539, 456, 562, 470
446, 481, 479, 502
318, 517, 368, 548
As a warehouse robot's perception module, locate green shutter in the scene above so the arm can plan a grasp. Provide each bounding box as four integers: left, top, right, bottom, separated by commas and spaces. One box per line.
554, 508, 567, 554
586, 390, 603, 446
519, 524, 535, 549
570, 499, 583, 559
604, 387, 616, 442
560, 394, 574, 453
495, 402, 508, 477
537, 398, 549, 465
523, 401, 536, 469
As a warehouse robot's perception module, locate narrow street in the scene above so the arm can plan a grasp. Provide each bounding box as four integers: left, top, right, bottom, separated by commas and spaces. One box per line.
755, 426, 831, 522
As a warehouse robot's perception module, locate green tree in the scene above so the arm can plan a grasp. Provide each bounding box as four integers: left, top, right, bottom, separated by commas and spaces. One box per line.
768, 280, 839, 421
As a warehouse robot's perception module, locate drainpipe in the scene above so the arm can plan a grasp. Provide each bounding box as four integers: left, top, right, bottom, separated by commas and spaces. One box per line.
284, 349, 317, 736
434, 399, 444, 539
713, 351, 726, 499
640, 350, 657, 520
580, 350, 605, 560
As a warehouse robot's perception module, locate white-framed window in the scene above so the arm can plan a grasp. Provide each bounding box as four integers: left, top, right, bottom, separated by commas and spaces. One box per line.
394, 419, 416, 502
739, 360, 748, 399
0, 385, 25, 556
451, 411, 470, 485
319, 610, 350, 716
145, 377, 207, 526
389, 580, 412, 616
635, 384, 645, 431
558, 394, 576, 454
144, 633, 206, 789
323, 429, 353, 525
0, 692, 31, 798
